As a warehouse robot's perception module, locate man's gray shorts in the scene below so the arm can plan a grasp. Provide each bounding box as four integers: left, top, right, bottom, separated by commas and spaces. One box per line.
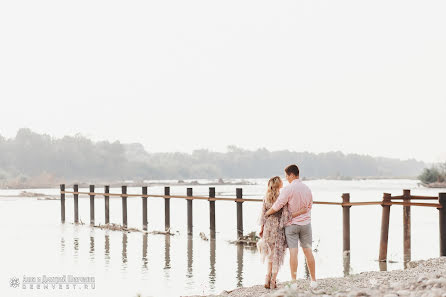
285, 223, 312, 249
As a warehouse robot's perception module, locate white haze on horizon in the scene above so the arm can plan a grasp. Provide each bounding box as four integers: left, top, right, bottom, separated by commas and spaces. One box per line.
0, 0, 445, 163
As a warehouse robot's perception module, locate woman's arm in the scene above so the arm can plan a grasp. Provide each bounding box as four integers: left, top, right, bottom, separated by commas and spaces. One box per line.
259, 224, 264, 238
266, 186, 291, 216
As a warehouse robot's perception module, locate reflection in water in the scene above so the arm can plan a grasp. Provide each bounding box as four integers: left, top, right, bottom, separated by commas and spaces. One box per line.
105, 233, 110, 266
209, 239, 216, 287
142, 233, 148, 270
236, 244, 244, 287
122, 233, 128, 266
403, 261, 409, 270
89, 233, 95, 261
73, 227, 79, 260
187, 236, 193, 278
164, 235, 171, 270
304, 259, 310, 280
343, 254, 351, 276
379, 261, 387, 271
163, 235, 171, 281
60, 237, 65, 253
57, 228, 368, 295
73, 238, 79, 258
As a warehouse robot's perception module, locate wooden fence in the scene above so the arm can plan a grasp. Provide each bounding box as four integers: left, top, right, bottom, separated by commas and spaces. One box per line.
59, 184, 446, 262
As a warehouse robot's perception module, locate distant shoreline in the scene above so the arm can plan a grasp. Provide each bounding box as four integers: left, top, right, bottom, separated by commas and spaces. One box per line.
0, 176, 421, 190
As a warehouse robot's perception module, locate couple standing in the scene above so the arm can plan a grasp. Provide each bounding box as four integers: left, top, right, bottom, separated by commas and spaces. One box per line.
258, 164, 317, 289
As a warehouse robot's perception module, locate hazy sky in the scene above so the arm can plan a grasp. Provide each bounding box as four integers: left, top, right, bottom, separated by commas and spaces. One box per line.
0, 0, 445, 162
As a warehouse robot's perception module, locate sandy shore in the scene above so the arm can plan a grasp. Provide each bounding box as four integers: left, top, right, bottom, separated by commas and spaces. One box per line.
186, 257, 446, 297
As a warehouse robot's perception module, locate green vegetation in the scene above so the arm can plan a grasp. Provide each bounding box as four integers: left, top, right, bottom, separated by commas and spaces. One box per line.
419, 163, 446, 184
0, 128, 425, 186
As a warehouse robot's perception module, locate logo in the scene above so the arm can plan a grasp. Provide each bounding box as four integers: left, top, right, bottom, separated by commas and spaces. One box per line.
8, 274, 95, 290
10, 277, 20, 288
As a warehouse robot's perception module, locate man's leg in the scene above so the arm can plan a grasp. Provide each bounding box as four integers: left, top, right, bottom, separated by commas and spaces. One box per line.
285, 225, 300, 281
300, 223, 316, 281
302, 248, 316, 281
289, 248, 298, 280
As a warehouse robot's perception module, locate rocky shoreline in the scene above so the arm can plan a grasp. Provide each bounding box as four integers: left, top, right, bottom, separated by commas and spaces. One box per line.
420, 182, 446, 189
187, 257, 446, 297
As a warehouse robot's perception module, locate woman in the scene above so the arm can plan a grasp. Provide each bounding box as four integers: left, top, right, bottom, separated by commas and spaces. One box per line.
258, 176, 309, 289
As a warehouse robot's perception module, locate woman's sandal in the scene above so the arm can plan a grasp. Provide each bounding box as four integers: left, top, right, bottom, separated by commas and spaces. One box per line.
264, 274, 271, 289
270, 278, 277, 289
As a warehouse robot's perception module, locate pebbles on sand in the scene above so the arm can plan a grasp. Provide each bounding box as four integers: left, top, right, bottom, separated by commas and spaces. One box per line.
186, 257, 446, 297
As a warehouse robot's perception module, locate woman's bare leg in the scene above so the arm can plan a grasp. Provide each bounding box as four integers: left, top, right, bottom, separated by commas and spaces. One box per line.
271, 270, 278, 288
270, 244, 278, 288
265, 261, 272, 288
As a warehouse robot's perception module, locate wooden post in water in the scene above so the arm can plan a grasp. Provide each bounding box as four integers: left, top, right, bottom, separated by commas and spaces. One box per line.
379, 193, 392, 262
73, 184, 79, 223
403, 189, 411, 263
236, 188, 243, 239
89, 185, 95, 226
342, 193, 351, 256
165, 187, 170, 231
187, 188, 193, 235
60, 184, 65, 223
104, 185, 110, 224
439, 193, 446, 257
142, 186, 148, 231
122, 186, 127, 228
209, 187, 216, 239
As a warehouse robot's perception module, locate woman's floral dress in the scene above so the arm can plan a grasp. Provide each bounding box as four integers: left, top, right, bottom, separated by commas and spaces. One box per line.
257, 199, 291, 273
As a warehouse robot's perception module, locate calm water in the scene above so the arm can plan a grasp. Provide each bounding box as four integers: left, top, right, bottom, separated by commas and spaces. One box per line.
0, 179, 444, 297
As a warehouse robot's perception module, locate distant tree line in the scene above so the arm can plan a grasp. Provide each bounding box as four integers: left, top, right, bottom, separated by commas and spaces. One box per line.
0, 129, 426, 186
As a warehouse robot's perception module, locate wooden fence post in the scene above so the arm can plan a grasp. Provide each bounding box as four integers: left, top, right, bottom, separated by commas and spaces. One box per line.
187, 188, 193, 235
122, 186, 127, 228
165, 187, 170, 231
74, 184, 79, 223
439, 193, 446, 257
89, 185, 95, 226
60, 184, 65, 223
209, 187, 216, 239
142, 186, 148, 231
403, 189, 411, 262
236, 188, 243, 239
342, 193, 351, 257
379, 193, 392, 262
104, 185, 110, 224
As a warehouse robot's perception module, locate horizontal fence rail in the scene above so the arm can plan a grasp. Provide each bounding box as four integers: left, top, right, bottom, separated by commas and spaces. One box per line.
60, 190, 442, 208
59, 185, 446, 265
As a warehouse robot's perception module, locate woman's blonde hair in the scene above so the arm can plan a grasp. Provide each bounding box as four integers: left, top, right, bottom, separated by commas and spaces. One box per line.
265, 176, 282, 205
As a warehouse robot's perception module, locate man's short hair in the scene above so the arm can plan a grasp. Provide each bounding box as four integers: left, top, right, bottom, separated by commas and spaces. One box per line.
285, 164, 300, 177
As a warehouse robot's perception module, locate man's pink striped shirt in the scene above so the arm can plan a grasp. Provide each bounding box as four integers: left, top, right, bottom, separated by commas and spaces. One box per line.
272, 179, 313, 226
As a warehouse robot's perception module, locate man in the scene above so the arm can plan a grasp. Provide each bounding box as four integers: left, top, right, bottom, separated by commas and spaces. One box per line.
265, 164, 317, 288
